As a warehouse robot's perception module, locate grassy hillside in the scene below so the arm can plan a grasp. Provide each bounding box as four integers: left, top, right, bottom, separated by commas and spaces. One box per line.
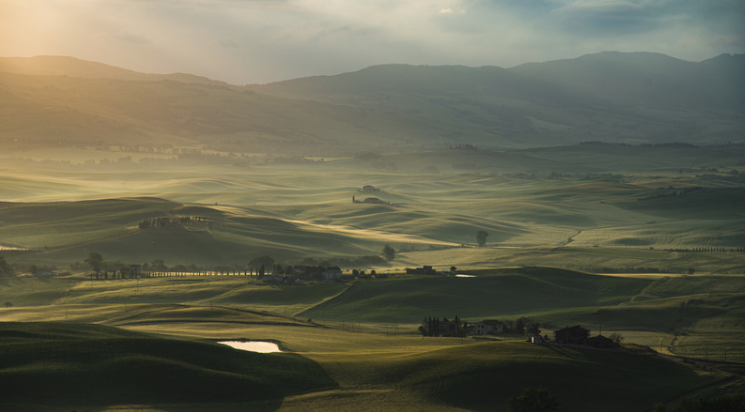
298, 268, 652, 322
0, 71, 455, 155
2, 53, 743, 156
254, 52, 745, 148
0, 268, 741, 411
1, 149, 743, 272
303, 340, 724, 412
0, 320, 726, 412
0, 321, 335, 410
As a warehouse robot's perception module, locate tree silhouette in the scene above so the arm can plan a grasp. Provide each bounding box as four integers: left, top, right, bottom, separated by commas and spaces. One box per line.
382, 244, 396, 261
249, 255, 275, 273
507, 387, 560, 412
526, 322, 541, 337
0, 256, 12, 276
476, 230, 489, 247
85, 252, 104, 275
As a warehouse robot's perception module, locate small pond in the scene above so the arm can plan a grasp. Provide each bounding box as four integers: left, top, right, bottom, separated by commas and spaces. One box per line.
219, 340, 282, 353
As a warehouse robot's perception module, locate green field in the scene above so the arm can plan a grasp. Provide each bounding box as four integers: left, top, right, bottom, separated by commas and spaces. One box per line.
1, 267, 741, 411
0, 141, 743, 410
1, 144, 743, 274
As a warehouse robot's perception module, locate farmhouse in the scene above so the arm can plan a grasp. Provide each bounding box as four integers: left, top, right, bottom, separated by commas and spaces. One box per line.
585, 335, 614, 348
321, 268, 342, 281
554, 325, 590, 344
361, 185, 380, 193
473, 320, 505, 335
406, 266, 437, 275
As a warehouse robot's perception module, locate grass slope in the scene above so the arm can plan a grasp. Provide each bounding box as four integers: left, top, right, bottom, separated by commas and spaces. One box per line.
0, 322, 335, 408
305, 340, 724, 412
300, 267, 653, 322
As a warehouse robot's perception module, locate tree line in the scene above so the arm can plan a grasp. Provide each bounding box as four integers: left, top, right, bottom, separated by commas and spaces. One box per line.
138, 215, 205, 229
418, 316, 542, 338
79, 252, 392, 282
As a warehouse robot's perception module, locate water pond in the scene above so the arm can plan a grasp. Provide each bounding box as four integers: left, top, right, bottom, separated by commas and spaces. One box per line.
219, 340, 282, 353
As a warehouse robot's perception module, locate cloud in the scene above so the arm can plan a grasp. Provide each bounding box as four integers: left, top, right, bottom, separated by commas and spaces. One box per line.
1, 0, 743, 84
217, 38, 239, 48
114, 29, 152, 45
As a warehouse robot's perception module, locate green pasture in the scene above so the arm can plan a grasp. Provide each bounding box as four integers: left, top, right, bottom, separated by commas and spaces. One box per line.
301, 341, 724, 412
0, 322, 335, 411
298, 268, 652, 322
0, 319, 728, 412
1, 144, 743, 272
0, 145, 743, 411
0, 265, 743, 411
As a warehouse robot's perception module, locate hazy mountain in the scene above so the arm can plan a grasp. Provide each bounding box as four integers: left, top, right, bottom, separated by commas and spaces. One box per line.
1, 52, 742, 154
254, 52, 744, 148
510, 51, 745, 109
0, 56, 232, 87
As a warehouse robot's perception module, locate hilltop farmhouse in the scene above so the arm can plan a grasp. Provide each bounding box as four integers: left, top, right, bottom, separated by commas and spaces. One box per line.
473, 320, 506, 335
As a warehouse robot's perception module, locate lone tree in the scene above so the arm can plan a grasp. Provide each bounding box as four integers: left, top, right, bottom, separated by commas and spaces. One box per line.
382, 244, 396, 261
85, 252, 104, 276
507, 387, 560, 412
0, 256, 12, 276
476, 230, 489, 247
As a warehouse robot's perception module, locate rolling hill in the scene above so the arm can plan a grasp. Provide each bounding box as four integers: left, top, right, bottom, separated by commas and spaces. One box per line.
253, 51, 745, 149
2, 52, 743, 155
0, 269, 739, 411
0, 321, 335, 409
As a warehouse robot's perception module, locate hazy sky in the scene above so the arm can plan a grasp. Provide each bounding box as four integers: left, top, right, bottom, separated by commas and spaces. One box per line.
2, 0, 743, 84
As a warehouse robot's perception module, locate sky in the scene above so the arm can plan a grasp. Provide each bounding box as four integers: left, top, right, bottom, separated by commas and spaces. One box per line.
1, 0, 743, 85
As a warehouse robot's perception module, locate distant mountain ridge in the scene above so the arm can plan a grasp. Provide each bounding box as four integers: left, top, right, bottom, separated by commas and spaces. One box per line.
0, 55, 232, 87
256, 51, 744, 109
1, 52, 743, 153
509, 51, 745, 109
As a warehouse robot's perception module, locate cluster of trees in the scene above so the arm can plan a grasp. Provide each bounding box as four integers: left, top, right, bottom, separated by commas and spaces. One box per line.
79, 248, 398, 282
418, 316, 544, 338
503, 318, 542, 337
349, 269, 387, 278
638, 187, 703, 201
138, 216, 205, 229
662, 247, 745, 254
418, 315, 467, 337
652, 392, 745, 412
507, 387, 559, 412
